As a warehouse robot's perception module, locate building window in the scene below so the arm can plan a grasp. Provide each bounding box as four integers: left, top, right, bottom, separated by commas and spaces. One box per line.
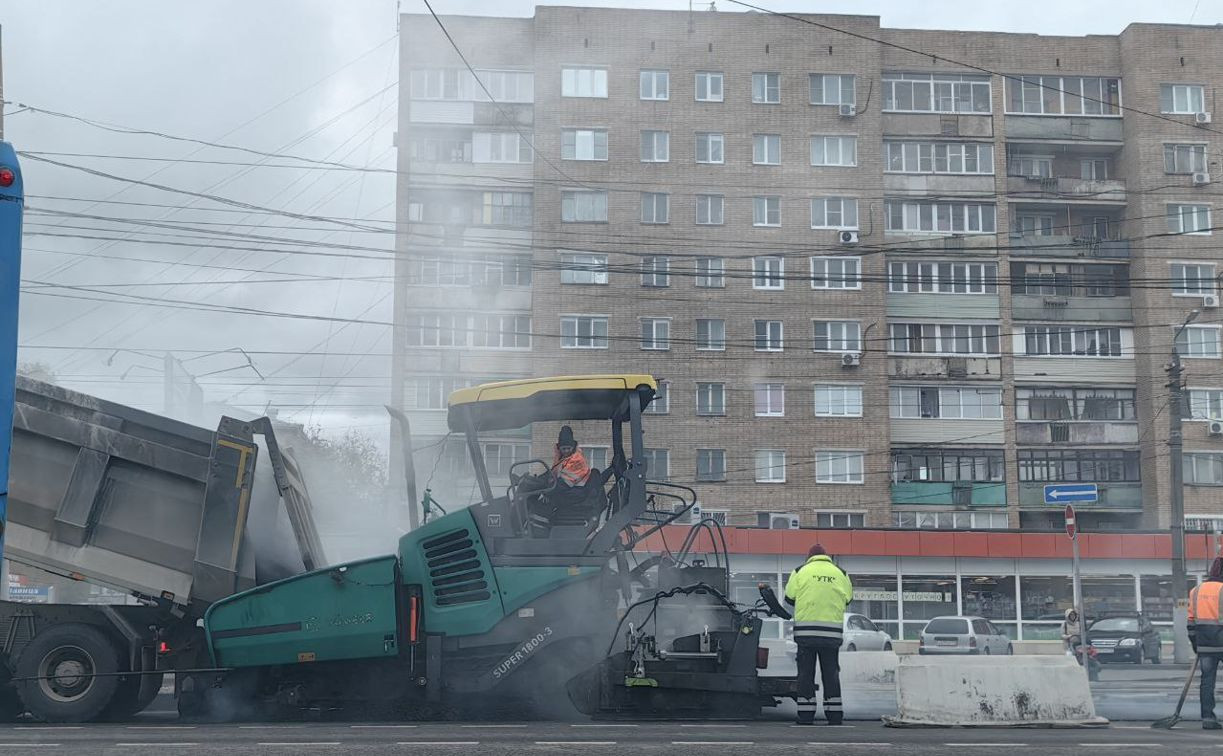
560, 252, 609, 285
696, 257, 725, 288
755, 383, 785, 417
1014, 214, 1055, 237
696, 318, 726, 350
890, 261, 999, 294
753, 134, 781, 165
641, 130, 670, 162
813, 320, 862, 352
1165, 144, 1208, 175
645, 381, 669, 414
641, 192, 670, 223
753, 196, 781, 227
1009, 155, 1054, 178
810, 136, 857, 167
562, 66, 608, 98
1171, 263, 1216, 296
405, 312, 530, 349
695, 132, 724, 164
640, 318, 671, 350
1005, 75, 1121, 116
561, 129, 608, 161
895, 510, 1008, 530
482, 443, 532, 480
810, 198, 859, 230
809, 74, 856, 106
583, 446, 610, 472
814, 511, 865, 528
404, 376, 477, 410
753, 255, 784, 288
697, 449, 727, 481
696, 382, 726, 416
754, 320, 784, 352
407, 255, 532, 288
1161, 84, 1206, 114
643, 448, 670, 481
408, 134, 471, 163
639, 69, 669, 100
1018, 449, 1141, 482
884, 141, 994, 174
640, 256, 670, 288
561, 190, 608, 222
1011, 262, 1128, 297
889, 323, 1000, 355
560, 315, 609, 349
1016, 387, 1137, 421
883, 73, 991, 113
1168, 204, 1212, 235
1176, 325, 1222, 359
884, 200, 997, 234
1188, 389, 1223, 420
755, 450, 787, 482
474, 69, 534, 103
816, 451, 865, 484
752, 72, 780, 104
1186, 453, 1223, 486
696, 194, 724, 225
815, 384, 863, 417
893, 449, 1004, 483
695, 71, 724, 102
480, 192, 532, 226
473, 132, 531, 164
891, 386, 1003, 420
1022, 325, 1126, 357
470, 314, 532, 349
810, 256, 860, 289
1081, 158, 1109, 180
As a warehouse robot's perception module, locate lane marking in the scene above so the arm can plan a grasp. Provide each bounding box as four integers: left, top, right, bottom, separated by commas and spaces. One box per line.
807, 743, 891, 747
790, 724, 856, 728
680, 724, 746, 728
257, 743, 342, 747
0, 746, 61, 749
670, 741, 755, 745
351, 725, 419, 729
534, 741, 617, 746
239, 725, 307, 729
114, 744, 200, 748
460, 724, 528, 728
571, 724, 638, 728
12, 727, 81, 731
126, 726, 197, 730
944, 745, 1028, 748
396, 742, 481, 746
1077, 745, 1153, 748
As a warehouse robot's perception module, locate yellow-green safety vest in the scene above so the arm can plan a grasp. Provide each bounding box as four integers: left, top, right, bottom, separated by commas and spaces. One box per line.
783, 554, 853, 641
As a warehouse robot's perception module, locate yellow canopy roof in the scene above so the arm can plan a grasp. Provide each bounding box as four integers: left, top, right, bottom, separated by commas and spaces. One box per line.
447, 375, 658, 432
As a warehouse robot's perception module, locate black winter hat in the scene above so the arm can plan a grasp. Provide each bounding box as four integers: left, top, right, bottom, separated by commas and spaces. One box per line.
558, 425, 576, 447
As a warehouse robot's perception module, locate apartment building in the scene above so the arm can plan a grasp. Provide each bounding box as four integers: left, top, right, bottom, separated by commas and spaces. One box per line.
393, 7, 1223, 532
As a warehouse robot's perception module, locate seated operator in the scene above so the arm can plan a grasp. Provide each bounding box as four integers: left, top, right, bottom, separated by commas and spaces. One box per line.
524, 426, 598, 534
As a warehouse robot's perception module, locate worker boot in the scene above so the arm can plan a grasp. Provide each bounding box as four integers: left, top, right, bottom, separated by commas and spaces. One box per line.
825, 696, 843, 725
795, 697, 816, 725
1205, 719, 1222, 730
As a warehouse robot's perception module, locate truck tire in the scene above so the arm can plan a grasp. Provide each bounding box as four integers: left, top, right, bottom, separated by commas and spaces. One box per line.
100, 672, 164, 720
15, 624, 122, 723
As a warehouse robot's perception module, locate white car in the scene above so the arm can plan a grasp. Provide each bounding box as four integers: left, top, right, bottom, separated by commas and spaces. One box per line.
757, 617, 797, 676
842, 613, 893, 652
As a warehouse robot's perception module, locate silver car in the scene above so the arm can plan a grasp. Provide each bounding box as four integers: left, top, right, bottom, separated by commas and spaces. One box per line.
918, 615, 1013, 656
842, 613, 893, 652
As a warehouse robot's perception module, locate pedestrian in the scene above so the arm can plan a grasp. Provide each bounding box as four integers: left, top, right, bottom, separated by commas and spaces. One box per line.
1061, 608, 1082, 654
784, 543, 853, 725
1190, 556, 1223, 730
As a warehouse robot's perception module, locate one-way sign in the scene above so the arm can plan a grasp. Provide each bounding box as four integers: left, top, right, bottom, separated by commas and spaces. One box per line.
1044, 483, 1099, 504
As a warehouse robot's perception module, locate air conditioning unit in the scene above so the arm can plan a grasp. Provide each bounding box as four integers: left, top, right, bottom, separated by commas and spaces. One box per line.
839, 103, 857, 117
1196, 111, 1213, 125
1193, 172, 1212, 186
839, 229, 859, 246
758, 512, 800, 530
1204, 294, 1220, 309
1210, 420, 1223, 437
841, 351, 861, 367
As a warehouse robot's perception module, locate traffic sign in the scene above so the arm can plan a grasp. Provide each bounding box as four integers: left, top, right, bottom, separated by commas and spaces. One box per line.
1065, 504, 1077, 540
1044, 483, 1099, 504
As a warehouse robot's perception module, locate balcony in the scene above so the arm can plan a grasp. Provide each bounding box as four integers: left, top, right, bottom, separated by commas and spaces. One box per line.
1015, 421, 1139, 445
889, 356, 1001, 380
891, 418, 1005, 445
1006, 235, 1130, 259
1011, 294, 1131, 322
1004, 115, 1123, 143
1007, 175, 1126, 203
1017, 481, 1141, 509
892, 481, 1006, 508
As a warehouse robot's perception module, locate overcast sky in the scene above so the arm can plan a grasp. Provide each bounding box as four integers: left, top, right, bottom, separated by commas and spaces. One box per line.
3, 0, 1221, 443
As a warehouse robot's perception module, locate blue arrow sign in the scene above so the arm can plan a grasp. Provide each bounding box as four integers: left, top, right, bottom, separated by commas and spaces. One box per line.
1044, 483, 1099, 504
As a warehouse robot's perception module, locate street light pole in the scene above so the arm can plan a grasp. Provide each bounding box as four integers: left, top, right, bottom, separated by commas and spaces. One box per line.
1170, 308, 1200, 664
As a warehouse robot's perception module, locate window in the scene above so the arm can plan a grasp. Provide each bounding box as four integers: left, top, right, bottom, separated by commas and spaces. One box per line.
1009, 155, 1053, 178
696, 318, 726, 350
1014, 214, 1055, 237
1186, 453, 1223, 486
696, 194, 724, 225
562, 129, 608, 161
641, 130, 670, 162
408, 134, 471, 163
1004, 75, 1121, 116
641, 192, 670, 224
810, 136, 857, 167
645, 381, 669, 414
1176, 325, 1221, 358
755, 450, 786, 482
1011, 262, 1129, 297
883, 73, 992, 113
407, 255, 532, 288
1016, 388, 1137, 421
480, 192, 532, 226
814, 385, 863, 417
560, 315, 609, 349
696, 71, 724, 102
816, 451, 865, 484
561, 191, 608, 222
1161, 84, 1206, 114
696, 382, 726, 416
810, 198, 859, 230
482, 443, 532, 479
639, 70, 669, 100
1022, 325, 1126, 357
584, 446, 610, 472
753, 197, 781, 227
1168, 204, 1212, 235
898, 510, 1008, 530
470, 314, 532, 349
473, 132, 531, 164
884, 141, 994, 174
755, 383, 785, 416
754, 319, 784, 352
560, 252, 609, 285
409, 69, 474, 101
753, 255, 784, 288
562, 66, 608, 98
476, 69, 534, 103
815, 511, 865, 528
1171, 263, 1216, 296
888, 323, 999, 355
697, 449, 727, 481
1017, 449, 1141, 482
1165, 144, 1208, 174
405, 312, 530, 349
884, 201, 997, 234
640, 317, 671, 350
640, 256, 670, 288
752, 73, 780, 104
695, 132, 724, 164
890, 386, 1003, 420
404, 376, 476, 410
813, 320, 862, 352
1081, 159, 1108, 181
889, 261, 999, 294
892, 449, 1004, 483
643, 448, 670, 481
753, 134, 781, 165
810, 74, 856, 106
696, 257, 725, 288
1188, 389, 1223, 420
810, 256, 860, 289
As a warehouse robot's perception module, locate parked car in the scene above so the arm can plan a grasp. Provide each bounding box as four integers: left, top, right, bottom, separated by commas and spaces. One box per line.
1087, 613, 1162, 664
918, 615, 1013, 655
843, 613, 893, 652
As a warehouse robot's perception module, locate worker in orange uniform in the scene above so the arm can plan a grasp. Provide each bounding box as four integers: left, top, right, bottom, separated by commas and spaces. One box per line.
1190, 556, 1223, 730
525, 426, 593, 534
552, 425, 592, 492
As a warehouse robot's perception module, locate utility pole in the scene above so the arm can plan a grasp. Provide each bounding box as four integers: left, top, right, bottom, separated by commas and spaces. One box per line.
1170, 308, 1200, 664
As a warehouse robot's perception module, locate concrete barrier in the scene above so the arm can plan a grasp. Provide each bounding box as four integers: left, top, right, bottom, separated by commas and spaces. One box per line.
884, 655, 1108, 727
840, 650, 898, 683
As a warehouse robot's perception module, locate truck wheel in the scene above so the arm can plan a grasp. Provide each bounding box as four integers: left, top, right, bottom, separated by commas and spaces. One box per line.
100, 672, 164, 720
15, 624, 121, 723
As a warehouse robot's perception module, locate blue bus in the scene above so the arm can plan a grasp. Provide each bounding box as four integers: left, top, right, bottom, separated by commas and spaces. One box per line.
0, 143, 24, 564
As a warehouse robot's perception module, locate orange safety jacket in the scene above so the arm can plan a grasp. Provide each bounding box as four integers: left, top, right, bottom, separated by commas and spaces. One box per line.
553, 446, 592, 487
1189, 579, 1223, 654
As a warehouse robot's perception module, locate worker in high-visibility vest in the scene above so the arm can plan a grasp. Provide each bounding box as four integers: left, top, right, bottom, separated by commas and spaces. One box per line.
784, 544, 853, 725
1190, 557, 1223, 730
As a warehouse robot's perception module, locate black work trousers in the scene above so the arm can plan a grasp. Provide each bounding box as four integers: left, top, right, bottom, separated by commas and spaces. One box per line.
1203, 653, 1222, 721
795, 638, 841, 724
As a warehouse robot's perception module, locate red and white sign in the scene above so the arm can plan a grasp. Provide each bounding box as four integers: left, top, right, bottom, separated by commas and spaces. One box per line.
1065, 504, 1077, 540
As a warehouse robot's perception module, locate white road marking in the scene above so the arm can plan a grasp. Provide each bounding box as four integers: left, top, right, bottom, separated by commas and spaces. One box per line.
257, 743, 342, 747
396, 742, 481, 746
1078, 745, 1153, 748
351, 725, 419, 729
126, 726, 197, 730
670, 741, 755, 745
807, 743, 891, 747
790, 724, 856, 728
460, 724, 528, 728
12, 727, 81, 731
679, 724, 746, 728
238, 725, 307, 729
534, 741, 617, 746
944, 745, 1028, 748
0, 746, 61, 749
114, 744, 200, 748
571, 724, 638, 728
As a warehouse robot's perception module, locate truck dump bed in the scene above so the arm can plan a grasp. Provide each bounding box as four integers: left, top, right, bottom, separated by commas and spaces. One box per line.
7, 377, 326, 609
